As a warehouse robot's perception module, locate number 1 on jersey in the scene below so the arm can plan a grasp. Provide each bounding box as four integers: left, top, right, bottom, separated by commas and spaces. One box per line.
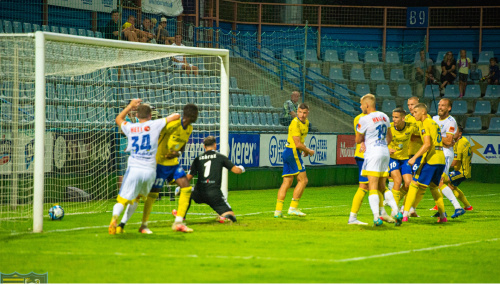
203, 160, 212, 178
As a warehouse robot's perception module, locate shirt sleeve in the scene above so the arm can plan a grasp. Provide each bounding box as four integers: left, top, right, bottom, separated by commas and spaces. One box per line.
188, 157, 199, 177
356, 116, 368, 134
222, 154, 236, 170
120, 121, 131, 136
289, 120, 301, 137
446, 119, 457, 135
421, 120, 431, 138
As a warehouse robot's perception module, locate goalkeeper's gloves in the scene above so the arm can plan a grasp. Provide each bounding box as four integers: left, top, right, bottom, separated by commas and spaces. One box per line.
237, 165, 245, 173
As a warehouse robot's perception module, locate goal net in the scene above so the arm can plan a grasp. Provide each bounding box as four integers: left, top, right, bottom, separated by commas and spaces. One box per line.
0, 32, 229, 233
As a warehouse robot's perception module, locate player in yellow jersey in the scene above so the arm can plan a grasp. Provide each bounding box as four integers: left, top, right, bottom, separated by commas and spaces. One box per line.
448, 125, 473, 210
274, 103, 315, 218
403, 103, 447, 223
388, 108, 415, 206
116, 104, 198, 234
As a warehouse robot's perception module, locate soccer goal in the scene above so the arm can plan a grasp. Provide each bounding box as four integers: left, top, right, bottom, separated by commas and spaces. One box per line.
0, 32, 230, 233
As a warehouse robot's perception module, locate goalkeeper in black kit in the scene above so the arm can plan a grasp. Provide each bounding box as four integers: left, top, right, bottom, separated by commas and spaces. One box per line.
183, 136, 245, 223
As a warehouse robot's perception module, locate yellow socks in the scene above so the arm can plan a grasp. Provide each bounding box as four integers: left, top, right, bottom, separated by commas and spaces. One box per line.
391, 189, 401, 205
276, 199, 284, 212
412, 187, 426, 209
404, 183, 419, 212
454, 187, 471, 208
176, 186, 193, 218
378, 191, 384, 207
429, 185, 445, 214
142, 192, 159, 225
350, 188, 367, 213
290, 198, 300, 209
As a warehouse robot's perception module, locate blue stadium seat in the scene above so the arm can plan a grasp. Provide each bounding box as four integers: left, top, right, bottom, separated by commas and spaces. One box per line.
355, 84, 370, 96
340, 101, 355, 113
75, 85, 85, 101
238, 112, 247, 125
272, 113, 280, 126
450, 100, 467, 115
264, 95, 272, 108
385, 51, 400, 64
261, 48, 275, 61
382, 100, 396, 114
20, 105, 34, 122
376, 84, 392, 98
478, 51, 494, 64
85, 86, 94, 101
485, 85, 500, 98
335, 84, 350, 97
231, 94, 239, 107
66, 85, 75, 100
46, 105, 57, 123
313, 84, 328, 98
230, 112, 239, 125
474, 101, 491, 115
344, 50, 360, 63
68, 28, 77, 35
107, 108, 116, 124
464, 85, 481, 98
350, 68, 368, 82
78, 29, 86, 37
0, 102, 12, 122
32, 24, 40, 32
329, 68, 346, 81
285, 68, 300, 80
252, 112, 260, 125
77, 106, 87, 123
305, 49, 317, 62
3, 21, 13, 33
428, 100, 438, 116
108, 68, 119, 83
444, 85, 459, 98
142, 71, 152, 85
390, 69, 408, 83
244, 94, 252, 108
56, 84, 66, 100
59, 27, 68, 34
94, 86, 105, 102
488, 117, 500, 132
96, 107, 107, 123
307, 67, 322, 80
163, 90, 172, 103
230, 76, 238, 90
1, 81, 13, 98
257, 95, 266, 109
259, 112, 268, 126
435, 51, 446, 64
282, 48, 296, 61
87, 107, 98, 123
155, 90, 164, 104
237, 94, 245, 107
324, 49, 340, 62
86, 30, 94, 37
22, 23, 32, 33
397, 84, 412, 98
370, 68, 388, 83
364, 51, 380, 64
95, 31, 103, 38
266, 113, 274, 126
465, 117, 482, 132
424, 85, 440, 99
50, 26, 59, 33
251, 94, 260, 108
186, 91, 195, 104
41, 25, 50, 32
67, 106, 78, 123
56, 105, 68, 122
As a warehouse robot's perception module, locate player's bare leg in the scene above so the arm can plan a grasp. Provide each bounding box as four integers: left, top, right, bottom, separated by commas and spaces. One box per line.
288, 172, 308, 216
172, 176, 193, 232
275, 176, 293, 218
390, 169, 403, 205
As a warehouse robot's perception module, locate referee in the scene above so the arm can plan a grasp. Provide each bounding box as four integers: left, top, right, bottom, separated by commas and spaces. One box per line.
185, 136, 245, 222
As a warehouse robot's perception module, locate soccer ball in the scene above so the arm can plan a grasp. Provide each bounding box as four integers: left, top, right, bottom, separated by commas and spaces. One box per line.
49, 205, 65, 220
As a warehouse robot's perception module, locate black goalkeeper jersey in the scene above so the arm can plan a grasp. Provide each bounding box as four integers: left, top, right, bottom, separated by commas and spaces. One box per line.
188, 150, 235, 191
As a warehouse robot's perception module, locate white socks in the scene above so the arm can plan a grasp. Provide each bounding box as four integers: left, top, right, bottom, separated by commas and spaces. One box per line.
388, 181, 394, 191
441, 186, 461, 209
174, 216, 184, 223
120, 202, 138, 224
112, 203, 124, 217
368, 194, 380, 221
384, 190, 399, 216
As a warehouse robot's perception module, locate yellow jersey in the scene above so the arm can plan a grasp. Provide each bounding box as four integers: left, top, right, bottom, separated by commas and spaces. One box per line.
454, 136, 472, 178
406, 113, 432, 155
156, 118, 193, 166
419, 117, 446, 165
354, 113, 366, 159
389, 122, 415, 160
122, 22, 132, 29
286, 117, 309, 150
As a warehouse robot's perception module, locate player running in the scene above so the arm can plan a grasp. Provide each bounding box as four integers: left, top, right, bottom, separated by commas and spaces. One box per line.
355, 94, 401, 226
274, 103, 314, 218
109, 99, 180, 235
183, 136, 245, 223
402, 103, 447, 223
448, 125, 473, 210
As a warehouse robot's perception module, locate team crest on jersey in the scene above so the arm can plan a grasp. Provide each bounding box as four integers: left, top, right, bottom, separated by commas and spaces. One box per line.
421, 129, 426, 134
450, 126, 455, 132
145, 126, 150, 131
357, 123, 361, 130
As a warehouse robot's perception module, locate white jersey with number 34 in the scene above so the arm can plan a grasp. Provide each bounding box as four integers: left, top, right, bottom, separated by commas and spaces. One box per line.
121, 118, 167, 170
356, 111, 391, 154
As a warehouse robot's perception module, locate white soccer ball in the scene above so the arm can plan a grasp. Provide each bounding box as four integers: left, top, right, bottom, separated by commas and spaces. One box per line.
49, 205, 65, 220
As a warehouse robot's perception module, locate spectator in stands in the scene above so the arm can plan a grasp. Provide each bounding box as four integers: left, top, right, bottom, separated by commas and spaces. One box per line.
171, 34, 199, 75
440, 51, 457, 93
457, 49, 471, 98
139, 18, 155, 43
280, 91, 300, 126
156, 17, 174, 45
484, 57, 499, 85
415, 50, 437, 86
104, 9, 122, 40
122, 15, 139, 42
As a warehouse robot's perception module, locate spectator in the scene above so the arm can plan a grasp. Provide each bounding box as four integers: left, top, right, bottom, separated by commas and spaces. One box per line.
122, 15, 139, 42
457, 49, 471, 98
440, 51, 457, 93
485, 57, 499, 85
139, 18, 155, 43
415, 50, 437, 86
156, 17, 173, 45
104, 9, 121, 40
280, 91, 300, 126
171, 34, 199, 75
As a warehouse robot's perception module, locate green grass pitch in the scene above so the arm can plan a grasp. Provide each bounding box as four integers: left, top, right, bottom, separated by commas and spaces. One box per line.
1, 181, 499, 283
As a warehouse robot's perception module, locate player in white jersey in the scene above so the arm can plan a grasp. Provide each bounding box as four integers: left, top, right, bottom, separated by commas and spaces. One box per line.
431, 98, 466, 218
356, 94, 402, 226
109, 99, 180, 234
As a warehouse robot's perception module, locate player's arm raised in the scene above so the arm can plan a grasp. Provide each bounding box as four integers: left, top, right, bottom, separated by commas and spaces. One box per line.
292, 136, 314, 156
165, 112, 181, 123
116, 98, 142, 127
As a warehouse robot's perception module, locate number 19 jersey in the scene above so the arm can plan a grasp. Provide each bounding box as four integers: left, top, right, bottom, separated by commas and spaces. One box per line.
121, 118, 167, 170
356, 111, 391, 153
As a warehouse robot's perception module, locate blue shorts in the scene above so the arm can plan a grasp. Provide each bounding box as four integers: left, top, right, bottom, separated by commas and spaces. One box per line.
450, 171, 467, 187
410, 156, 423, 175
282, 147, 305, 177
413, 163, 445, 187
152, 164, 186, 189
389, 158, 412, 176
355, 157, 368, 184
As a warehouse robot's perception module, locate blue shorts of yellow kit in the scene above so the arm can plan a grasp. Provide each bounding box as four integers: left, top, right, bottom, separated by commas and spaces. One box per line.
410, 156, 423, 174
152, 164, 186, 189
413, 163, 445, 187
389, 158, 412, 176
282, 147, 305, 177
355, 157, 368, 184
450, 171, 467, 187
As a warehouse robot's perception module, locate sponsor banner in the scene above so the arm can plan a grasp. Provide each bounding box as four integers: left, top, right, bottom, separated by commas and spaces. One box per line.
178, 132, 217, 169
142, 0, 184, 17
228, 134, 259, 167
0, 132, 53, 174
48, 0, 117, 13
468, 136, 500, 164
336, 135, 356, 165
260, 134, 336, 167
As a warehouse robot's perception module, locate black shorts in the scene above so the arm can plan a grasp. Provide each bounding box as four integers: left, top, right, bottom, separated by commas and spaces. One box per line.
459, 73, 468, 82
191, 187, 232, 215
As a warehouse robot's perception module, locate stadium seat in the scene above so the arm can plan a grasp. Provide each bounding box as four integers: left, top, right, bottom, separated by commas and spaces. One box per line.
308, 67, 323, 80
444, 85, 459, 98
424, 85, 440, 99
3, 21, 13, 33
397, 84, 412, 98
0, 20, 3, 33
335, 84, 350, 98
469, 68, 482, 84
264, 95, 272, 108
382, 100, 397, 114
350, 68, 368, 82
155, 90, 164, 104
375, 84, 392, 98
266, 113, 274, 126
231, 94, 239, 106
87, 107, 98, 123
78, 29, 86, 37
68, 28, 77, 35
259, 112, 269, 126
485, 85, 500, 98
285, 68, 300, 80
414, 51, 429, 63
75, 85, 85, 101
0, 102, 12, 121
313, 84, 328, 98
41, 25, 50, 32
67, 106, 78, 123
324, 49, 341, 62
474, 101, 491, 115
385, 51, 400, 64
107, 108, 116, 124
252, 112, 260, 125
46, 105, 57, 123
428, 100, 438, 116
86, 30, 94, 37
20, 105, 34, 122
478, 51, 494, 64
344, 50, 360, 63
260, 48, 274, 61
305, 49, 317, 62
435, 51, 446, 64
56, 105, 68, 122
50, 26, 59, 33
390, 69, 408, 83
364, 51, 380, 64
465, 117, 482, 132
32, 24, 40, 32
355, 84, 370, 96
23, 22, 32, 33
282, 48, 296, 61
56, 84, 66, 100
143, 71, 152, 85
464, 85, 481, 98
147, 89, 155, 103
251, 94, 260, 108
75, 106, 87, 123
230, 77, 238, 90
329, 67, 346, 82
163, 90, 172, 103
96, 107, 107, 123
237, 94, 245, 107
488, 117, 500, 132
238, 112, 247, 125
66, 85, 76, 100
1, 81, 13, 98
272, 113, 280, 126
59, 27, 68, 34
95, 31, 103, 38
85, 86, 94, 101
450, 100, 467, 115
230, 112, 239, 125
370, 68, 388, 83
243, 94, 252, 108
339, 101, 355, 113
